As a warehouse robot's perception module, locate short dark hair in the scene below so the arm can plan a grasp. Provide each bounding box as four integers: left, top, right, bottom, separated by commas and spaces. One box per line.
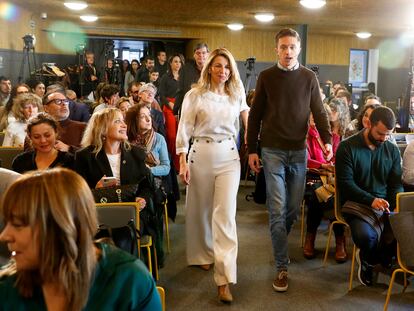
100, 84, 119, 102
157, 51, 166, 56
0, 76, 10, 82
275, 28, 301, 46
145, 56, 155, 63
193, 43, 209, 53
369, 106, 396, 130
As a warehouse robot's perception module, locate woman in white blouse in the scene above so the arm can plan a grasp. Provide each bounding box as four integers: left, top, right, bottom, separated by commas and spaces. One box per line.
176, 48, 249, 304
2, 93, 42, 147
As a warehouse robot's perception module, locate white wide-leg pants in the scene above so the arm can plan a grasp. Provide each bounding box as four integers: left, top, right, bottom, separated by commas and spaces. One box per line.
185, 137, 240, 285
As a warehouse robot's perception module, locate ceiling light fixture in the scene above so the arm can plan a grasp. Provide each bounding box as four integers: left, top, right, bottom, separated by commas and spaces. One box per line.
227, 23, 244, 31
299, 0, 326, 9
356, 32, 372, 39
80, 15, 98, 22
254, 13, 275, 23
64, 1, 88, 11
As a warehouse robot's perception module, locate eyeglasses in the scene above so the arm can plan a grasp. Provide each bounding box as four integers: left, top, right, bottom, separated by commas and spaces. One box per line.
46, 98, 69, 106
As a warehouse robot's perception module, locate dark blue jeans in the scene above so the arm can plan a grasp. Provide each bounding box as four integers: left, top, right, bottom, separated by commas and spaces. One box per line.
345, 214, 396, 266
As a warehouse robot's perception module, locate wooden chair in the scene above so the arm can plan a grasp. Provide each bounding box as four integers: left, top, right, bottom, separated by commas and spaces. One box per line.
0, 131, 5, 145
383, 192, 414, 310
322, 174, 357, 291
0, 146, 23, 169
157, 286, 166, 311
96, 202, 159, 280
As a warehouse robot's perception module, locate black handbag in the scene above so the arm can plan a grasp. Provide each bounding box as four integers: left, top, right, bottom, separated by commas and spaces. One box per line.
91, 184, 139, 203
95, 220, 140, 256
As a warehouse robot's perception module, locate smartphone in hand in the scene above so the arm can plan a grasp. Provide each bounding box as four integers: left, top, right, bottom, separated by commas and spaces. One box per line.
102, 177, 117, 187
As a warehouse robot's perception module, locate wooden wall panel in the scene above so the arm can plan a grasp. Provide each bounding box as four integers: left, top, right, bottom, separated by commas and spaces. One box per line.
0, 6, 409, 68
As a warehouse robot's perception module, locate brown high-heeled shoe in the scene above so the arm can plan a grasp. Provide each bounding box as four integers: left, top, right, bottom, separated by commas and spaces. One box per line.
218, 284, 233, 303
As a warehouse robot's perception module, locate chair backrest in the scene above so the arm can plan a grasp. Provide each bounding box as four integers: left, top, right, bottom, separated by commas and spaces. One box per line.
396, 192, 414, 213
390, 211, 414, 269
156, 286, 166, 311
95, 202, 140, 229
0, 131, 4, 145
0, 147, 23, 169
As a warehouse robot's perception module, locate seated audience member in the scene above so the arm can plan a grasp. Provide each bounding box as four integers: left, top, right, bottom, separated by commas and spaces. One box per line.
0, 168, 21, 265
138, 83, 166, 138
91, 82, 107, 110
30, 80, 46, 98
336, 89, 358, 120
126, 104, 170, 177
303, 99, 349, 263
65, 89, 91, 122
41, 90, 86, 153
345, 102, 382, 138
149, 69, 160, 88
336, 106, 403, 286
129, 81, 162, 111
364, 94, 381, 106
0, 168, 161, 310
12, 113, 73, 173
73, 108, 164, 267
73, 108, 151, 208
93, 84, 119, 114
0, 83, 30, 131
0, 76, 11, 106
117, 96, 132, 119
3, 93, 42, 147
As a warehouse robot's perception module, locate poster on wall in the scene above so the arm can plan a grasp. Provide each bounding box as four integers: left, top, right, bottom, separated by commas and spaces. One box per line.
349, 49, 368, 88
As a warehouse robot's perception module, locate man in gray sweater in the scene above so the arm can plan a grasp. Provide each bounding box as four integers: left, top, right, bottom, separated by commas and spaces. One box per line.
247, 28, 332, 292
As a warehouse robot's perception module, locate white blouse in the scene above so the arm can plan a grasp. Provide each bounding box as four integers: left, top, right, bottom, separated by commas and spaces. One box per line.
2, 119, 27, 147
106, 153, 121, 182
176, 89, 249, 154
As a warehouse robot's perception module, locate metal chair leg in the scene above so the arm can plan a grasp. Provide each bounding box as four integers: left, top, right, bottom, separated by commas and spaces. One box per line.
384, 269, 401, 311
348, 245, 356, 291
164, 200, 170, 253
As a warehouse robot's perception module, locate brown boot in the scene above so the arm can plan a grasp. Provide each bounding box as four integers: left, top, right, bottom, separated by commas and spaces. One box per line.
303, 232, 316, 259
335, 235, 348, 263
218, 284, 233, 303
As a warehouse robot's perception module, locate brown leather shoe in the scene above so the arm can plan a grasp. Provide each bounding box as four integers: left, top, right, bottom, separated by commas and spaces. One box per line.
303, 232, 316, 259
335, 235, 348, 263
199, 264, 211, 271
218, 284, 233, 303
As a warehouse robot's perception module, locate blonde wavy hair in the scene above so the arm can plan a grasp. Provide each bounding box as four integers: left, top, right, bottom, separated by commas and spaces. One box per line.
11, 93, 43, 121
193, 47, 243, 103
0, 168, 98, 311
81, 107, 130, 155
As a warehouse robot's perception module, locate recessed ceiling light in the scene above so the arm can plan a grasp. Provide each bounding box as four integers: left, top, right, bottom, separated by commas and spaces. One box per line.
356, 32, 372, 39
64, 1, 88, 11
254, 13, 275, 23
299, 0, 326, 9
227, 23, 244, 31
80, 15, 98, 22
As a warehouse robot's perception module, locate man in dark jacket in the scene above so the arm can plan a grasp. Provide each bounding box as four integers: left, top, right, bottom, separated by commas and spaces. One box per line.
173, 43, 209, 116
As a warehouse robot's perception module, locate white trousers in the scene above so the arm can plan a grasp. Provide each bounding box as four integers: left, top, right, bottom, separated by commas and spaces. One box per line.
186, 137, 240, 285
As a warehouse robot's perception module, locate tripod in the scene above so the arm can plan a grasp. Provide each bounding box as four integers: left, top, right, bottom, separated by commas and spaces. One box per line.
18, 44, 38, 83
244, 58, 257, 95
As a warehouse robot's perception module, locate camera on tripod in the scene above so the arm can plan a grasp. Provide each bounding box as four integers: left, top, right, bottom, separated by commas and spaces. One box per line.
22, 34, 35, 50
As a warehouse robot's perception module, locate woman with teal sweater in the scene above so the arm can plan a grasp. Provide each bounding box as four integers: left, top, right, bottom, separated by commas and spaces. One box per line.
0, 168, 161, 311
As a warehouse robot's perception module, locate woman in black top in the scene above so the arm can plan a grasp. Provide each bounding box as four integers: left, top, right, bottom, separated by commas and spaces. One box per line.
12, 112, 73, 173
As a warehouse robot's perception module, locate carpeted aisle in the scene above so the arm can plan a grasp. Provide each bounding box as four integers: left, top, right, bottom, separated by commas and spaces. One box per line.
157, 183, 414, 310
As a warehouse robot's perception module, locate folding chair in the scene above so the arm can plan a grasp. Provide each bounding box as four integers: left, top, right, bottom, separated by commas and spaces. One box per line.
96, 202, 159, 280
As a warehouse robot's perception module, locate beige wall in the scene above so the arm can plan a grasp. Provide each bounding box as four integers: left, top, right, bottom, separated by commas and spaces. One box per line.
0, 5, 409, 68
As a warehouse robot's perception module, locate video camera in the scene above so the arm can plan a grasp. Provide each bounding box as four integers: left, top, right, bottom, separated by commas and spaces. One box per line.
245, 57, 256, 71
